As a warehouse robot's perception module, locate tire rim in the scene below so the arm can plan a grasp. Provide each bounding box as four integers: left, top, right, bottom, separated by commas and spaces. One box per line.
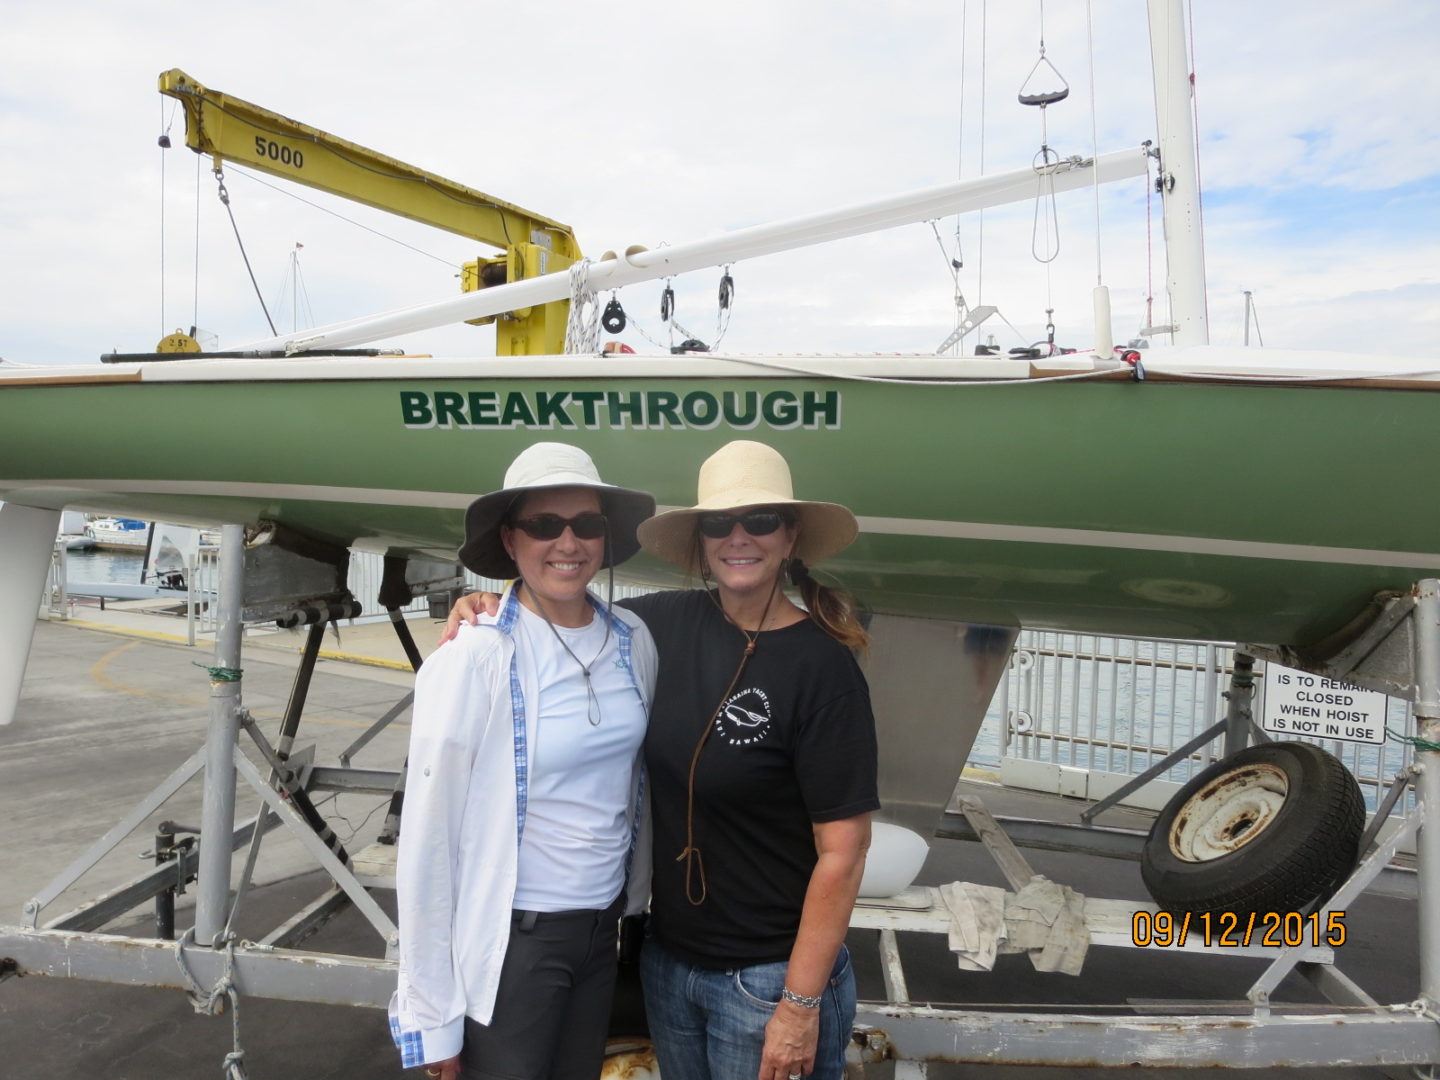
1168, 762, 1289, 862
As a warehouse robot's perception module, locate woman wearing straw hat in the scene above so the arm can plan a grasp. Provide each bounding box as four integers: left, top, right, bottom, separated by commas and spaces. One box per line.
447, 440, 878, 1080
391, 442, 659, 1080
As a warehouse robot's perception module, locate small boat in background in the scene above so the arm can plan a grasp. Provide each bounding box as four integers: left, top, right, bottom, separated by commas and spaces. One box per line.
80, 517, 151, 551
56, 509, 94, 550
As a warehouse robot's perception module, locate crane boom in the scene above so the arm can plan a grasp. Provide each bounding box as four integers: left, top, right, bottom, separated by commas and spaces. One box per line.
158, 68, 579, 354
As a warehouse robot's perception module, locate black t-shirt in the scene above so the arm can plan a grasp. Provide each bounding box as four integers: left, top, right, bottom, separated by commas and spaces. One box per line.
620, 589, 880, 968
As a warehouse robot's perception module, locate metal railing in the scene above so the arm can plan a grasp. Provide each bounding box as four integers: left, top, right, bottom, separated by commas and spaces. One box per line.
981, 629, 1420, 814
45, 542, 69, 620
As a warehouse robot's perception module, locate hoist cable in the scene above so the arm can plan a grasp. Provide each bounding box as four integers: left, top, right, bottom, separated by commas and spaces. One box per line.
212, 169, 278, 336
1027, 0, 1062, 266
159, 99, 167, 338
193, 154, 202, 331
227, 168, 455, 267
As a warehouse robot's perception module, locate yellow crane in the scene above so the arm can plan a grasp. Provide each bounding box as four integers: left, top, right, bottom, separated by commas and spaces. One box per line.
158, 68, 580, 355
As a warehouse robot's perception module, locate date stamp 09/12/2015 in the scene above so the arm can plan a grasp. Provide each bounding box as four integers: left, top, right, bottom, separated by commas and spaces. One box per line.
1131, 910, 1347, 949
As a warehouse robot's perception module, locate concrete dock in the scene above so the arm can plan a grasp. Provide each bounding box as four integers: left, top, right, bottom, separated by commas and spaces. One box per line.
0, 601, 1424, 1078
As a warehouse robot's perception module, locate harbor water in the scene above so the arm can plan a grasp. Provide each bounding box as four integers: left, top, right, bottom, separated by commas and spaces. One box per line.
64, 548, 147, 586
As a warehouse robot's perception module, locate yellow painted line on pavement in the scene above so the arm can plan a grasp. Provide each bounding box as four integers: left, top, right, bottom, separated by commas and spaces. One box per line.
58, 616, 420, 674
84, 638, 407, 731
67, 618, 193, 646
316, 648, 416, 672
89, 639, 205, 709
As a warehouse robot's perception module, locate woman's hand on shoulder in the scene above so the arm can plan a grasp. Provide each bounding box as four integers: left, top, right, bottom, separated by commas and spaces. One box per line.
760, 998, 819, 1080
439, 591, 502, 645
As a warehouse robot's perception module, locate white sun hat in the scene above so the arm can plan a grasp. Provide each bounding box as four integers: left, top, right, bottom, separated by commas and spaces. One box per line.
458, 442, 656, 578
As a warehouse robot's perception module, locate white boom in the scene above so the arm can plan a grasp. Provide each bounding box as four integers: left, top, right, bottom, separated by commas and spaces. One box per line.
239, 148, 1150, 356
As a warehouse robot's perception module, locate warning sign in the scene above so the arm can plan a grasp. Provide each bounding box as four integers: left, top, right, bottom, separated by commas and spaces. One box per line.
1260, 664, 1388, 745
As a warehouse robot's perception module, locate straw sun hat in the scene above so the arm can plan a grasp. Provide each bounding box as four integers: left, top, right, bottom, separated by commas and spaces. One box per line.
637, 440, 859, 568
458, 442, 656, 578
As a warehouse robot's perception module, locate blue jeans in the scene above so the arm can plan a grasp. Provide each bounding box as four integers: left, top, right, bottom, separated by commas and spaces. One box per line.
640, 937, 856, 1080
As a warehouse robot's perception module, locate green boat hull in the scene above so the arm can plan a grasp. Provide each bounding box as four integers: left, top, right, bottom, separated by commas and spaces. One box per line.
4, 358, 1438, 647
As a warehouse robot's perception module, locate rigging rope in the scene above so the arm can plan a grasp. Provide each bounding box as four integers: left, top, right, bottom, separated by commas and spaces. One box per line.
955, 0, 969, 199
627, 304, 707, 353
1144, 143, 1156, 336
1388, 728, 1440, 754
977, 0, 988, 308
1245, 291, 1265, 347
642, 350, 1440, 391
1086, 0, 1103, 287
935, 0, 974, 356
1185, 0, 1211, 331
617, 269, 737, 353
929, 221, 972, 354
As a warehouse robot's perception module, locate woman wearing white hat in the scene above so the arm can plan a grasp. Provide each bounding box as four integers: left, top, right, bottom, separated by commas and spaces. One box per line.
447, 439, 878, 1080
391, 442, 659, 1080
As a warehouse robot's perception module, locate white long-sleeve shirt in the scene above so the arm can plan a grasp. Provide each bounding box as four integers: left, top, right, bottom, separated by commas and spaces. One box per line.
389, 584, 656, 1067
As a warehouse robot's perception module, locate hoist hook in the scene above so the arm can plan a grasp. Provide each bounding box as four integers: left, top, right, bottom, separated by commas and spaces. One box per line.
1018, 52, 1069, 108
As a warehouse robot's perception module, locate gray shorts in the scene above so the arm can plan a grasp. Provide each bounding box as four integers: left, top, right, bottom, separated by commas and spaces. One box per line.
461, 893, 623, 1080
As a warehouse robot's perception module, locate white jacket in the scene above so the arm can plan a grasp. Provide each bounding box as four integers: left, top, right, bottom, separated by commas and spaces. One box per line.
389, 584, 656, 1067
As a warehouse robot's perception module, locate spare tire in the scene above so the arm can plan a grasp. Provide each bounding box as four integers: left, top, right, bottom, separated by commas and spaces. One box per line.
1140, 741, 1364, 915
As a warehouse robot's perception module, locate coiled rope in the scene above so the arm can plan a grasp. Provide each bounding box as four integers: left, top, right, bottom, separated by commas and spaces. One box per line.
173, 928, 248, 1079
563, 259, 602, 354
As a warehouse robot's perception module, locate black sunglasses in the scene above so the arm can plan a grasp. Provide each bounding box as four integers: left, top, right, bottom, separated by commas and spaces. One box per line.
511, 511, 608, 541
697, 509, 790, 540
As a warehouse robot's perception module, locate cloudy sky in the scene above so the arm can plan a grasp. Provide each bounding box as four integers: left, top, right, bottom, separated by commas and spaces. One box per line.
2, 0, 1436, 366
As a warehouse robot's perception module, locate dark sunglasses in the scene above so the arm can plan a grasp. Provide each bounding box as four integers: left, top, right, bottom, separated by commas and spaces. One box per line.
511, 511, 608, 541
697, 509, 790, 540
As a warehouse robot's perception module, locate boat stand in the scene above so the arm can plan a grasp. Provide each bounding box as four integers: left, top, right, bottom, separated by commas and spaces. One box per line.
3, 547, 1438, 1072
0, 525, 439, 1015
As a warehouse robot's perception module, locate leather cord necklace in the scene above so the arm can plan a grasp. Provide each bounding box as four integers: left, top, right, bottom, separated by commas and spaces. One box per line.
677, 564, 781, 905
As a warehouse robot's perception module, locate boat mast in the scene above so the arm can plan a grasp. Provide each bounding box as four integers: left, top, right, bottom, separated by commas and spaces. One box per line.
1147, 0, 1209, 346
